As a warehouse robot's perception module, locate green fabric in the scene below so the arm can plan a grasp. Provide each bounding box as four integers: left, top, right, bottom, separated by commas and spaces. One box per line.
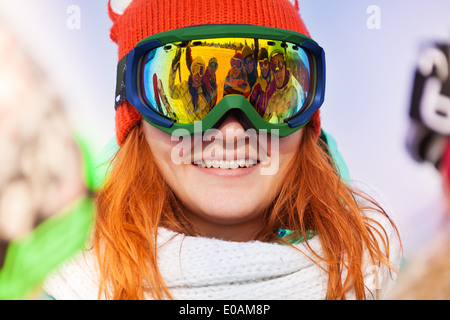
0, 195, 94, 300
0, 133, 96, 300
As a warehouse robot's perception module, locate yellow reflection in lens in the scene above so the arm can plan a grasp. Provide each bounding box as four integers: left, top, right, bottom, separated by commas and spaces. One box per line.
142, 38, 311, 124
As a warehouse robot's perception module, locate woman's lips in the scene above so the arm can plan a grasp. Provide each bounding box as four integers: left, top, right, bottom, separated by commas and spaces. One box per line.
191, 159, 261, 177
193, 158, 259, 169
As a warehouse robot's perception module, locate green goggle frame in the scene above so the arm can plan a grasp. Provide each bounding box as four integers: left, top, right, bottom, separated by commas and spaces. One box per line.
115, 24, 326, 137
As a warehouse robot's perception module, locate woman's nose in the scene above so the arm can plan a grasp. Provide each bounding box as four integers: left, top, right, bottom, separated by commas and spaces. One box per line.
212, 111, 248, 142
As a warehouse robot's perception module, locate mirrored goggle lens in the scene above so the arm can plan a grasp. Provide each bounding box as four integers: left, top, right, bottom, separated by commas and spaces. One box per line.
139, 38, 313, 125
191, 64, 205, 76
259, 59, 269, 68
231, 58, 244, 70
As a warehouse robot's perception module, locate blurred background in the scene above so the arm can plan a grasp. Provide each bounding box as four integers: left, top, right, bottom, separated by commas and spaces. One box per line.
299, 0, 450, 257
0, 0, 449, 298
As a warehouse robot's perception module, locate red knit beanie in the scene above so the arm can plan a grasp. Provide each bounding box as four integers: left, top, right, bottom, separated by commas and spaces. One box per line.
108, 0, 321, 145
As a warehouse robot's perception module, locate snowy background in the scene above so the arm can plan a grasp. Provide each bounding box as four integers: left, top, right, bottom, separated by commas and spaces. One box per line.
0, 0, 449, 258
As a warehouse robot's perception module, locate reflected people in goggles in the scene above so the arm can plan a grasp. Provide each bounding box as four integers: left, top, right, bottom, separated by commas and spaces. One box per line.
141, 37, 311, 126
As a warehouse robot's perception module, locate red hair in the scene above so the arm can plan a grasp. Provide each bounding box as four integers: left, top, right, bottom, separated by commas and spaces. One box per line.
94, 122, 401, 300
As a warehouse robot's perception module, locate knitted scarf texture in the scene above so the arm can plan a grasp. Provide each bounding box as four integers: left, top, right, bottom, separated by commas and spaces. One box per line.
43, 209, 400, 300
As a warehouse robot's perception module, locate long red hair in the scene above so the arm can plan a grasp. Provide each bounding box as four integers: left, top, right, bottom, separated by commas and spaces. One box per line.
94, 122, 400, 299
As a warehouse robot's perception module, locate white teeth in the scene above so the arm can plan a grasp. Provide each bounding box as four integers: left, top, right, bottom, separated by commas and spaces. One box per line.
194, 159, 258, 169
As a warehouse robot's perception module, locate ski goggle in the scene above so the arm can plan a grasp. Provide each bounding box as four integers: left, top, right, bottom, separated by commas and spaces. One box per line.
259, 59, 269, 69
191, 63, 205, 76
115, 25, 326, 137
231, 58, 244, 70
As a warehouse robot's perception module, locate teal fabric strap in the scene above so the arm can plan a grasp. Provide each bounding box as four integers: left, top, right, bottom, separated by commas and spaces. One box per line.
277, 229, 317, 244
320, 129, 351, 184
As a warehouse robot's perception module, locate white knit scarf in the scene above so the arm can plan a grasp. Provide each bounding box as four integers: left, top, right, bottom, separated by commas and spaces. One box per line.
43, 212, 401, 300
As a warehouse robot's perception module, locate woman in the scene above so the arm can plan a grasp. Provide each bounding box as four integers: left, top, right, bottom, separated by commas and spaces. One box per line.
202, 57, 218, 107
264, 49, 304, 123
242, 45, 258, 90
43, 0, 401, 300
168, 53, 213, 123
249, 48, 273, 117
223, 52, 251, 98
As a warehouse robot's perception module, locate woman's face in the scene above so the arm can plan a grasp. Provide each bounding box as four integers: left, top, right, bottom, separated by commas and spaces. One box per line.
192, 73, 203, 87
191, 62, 204, 87
231, 65, 241, 79
142, 115, 302, 241
259, 59, 270, 78
244, 56, 254, 74
271, 54, 286, 89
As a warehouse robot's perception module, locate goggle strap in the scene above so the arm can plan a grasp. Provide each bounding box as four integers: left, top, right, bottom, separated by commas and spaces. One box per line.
115, 54, 129, 110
